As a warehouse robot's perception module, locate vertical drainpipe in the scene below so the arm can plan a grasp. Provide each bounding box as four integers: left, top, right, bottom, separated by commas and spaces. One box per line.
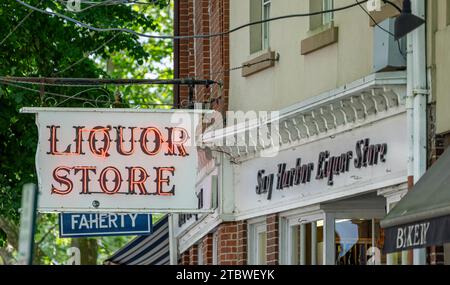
168, 1, 180, 265
403, 31, 415, 266
168, 214, 178, 265
174, 0, 180, 108
411, 0, 428, 265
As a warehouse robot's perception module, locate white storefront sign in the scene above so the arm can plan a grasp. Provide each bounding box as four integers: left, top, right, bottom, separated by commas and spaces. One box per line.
22, 108, 204, 213
173, 169, 217, 237
235, 113, 408, 219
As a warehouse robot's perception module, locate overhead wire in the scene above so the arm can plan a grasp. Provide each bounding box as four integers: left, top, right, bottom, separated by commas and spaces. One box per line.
15, 0, 370, 40
0, 0, 44, 46
8, 0, 411, 107
0, 76, 219, 87
355, 0, 407, 61
0, 78, 174, 107
52, 33, 120, 75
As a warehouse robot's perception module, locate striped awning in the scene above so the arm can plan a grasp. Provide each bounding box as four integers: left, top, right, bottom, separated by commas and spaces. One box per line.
105, 215, 170, 265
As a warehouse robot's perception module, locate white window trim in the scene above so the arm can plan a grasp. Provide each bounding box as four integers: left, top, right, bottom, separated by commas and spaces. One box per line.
281, 212, 325, 265
247, 217, 267, 265
262, 0, 271, 50
322, 0, 334, 26
198, 242, 204, 265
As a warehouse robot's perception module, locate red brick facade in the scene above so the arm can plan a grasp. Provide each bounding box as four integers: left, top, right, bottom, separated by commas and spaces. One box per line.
175, 0, 229, 112
176, 1, 234, 264
201, 233, 214, 265
189, 244, 199, 265
179, 221, 248, 265
180, 251, 190, 265
216, 222, 247, 265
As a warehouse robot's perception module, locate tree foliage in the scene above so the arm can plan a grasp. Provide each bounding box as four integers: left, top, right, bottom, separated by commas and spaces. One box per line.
0, 0, 173, 264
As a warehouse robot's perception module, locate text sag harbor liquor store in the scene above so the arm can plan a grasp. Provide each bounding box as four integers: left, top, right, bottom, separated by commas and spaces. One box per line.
175, 72, 411, 265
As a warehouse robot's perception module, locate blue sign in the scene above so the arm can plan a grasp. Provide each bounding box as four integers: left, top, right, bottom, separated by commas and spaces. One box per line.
59, 213, 152, 238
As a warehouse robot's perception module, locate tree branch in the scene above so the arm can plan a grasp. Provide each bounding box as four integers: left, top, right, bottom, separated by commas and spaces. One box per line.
0, 217, 19, 250
36, 225, 56, 246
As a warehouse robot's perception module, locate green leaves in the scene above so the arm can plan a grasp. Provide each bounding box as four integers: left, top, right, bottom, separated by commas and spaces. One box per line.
0, 0, 173, 264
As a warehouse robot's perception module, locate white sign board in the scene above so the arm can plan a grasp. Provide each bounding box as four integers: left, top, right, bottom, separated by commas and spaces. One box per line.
22, 108, 203, 213
173, 169, 218, 237
234, 114, 408, 220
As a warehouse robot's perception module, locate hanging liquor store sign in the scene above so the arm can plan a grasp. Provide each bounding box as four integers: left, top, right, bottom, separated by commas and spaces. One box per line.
21, 108, 202, 213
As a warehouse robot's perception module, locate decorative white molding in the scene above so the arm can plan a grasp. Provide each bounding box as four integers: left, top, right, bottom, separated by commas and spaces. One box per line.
203, 72, 407, 162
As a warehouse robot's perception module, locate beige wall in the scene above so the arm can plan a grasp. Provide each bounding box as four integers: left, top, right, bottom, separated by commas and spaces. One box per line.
433, 0, 450, 134
229, 0, 376, 113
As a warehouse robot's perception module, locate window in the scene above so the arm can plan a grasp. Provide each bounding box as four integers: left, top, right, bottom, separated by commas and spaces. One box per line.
447, 0, 450, 26
250, 0, 271, 54
290, 220, 324, 265
284, 213, 325, 265
322, 0, 334, 26
262, 0, 271, 50
334, 219, 386, 265
248, 221, 267, 265
309, 0, 334, 31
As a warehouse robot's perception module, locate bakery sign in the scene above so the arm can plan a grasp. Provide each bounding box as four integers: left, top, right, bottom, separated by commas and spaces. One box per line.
21, 108, 203, 213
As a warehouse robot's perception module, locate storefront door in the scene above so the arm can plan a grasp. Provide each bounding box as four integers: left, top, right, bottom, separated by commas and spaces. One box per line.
286, 214, 324, 265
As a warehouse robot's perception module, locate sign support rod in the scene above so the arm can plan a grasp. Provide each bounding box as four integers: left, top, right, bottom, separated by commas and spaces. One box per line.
17, 183, 38, 265
168, 214, 178, 265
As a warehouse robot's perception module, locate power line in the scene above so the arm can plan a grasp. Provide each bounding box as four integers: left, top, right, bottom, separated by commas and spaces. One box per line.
355, 0, 407, 60
203, 55, 280, 78
0, 0, 44, 46
356, 0, 395, 37
0, 79, 110, 104
57, 0, 169, 6
0, 76, 220, 87
52, 33, 120, 75
0, 79, 174, 107
15, 0, 369, 40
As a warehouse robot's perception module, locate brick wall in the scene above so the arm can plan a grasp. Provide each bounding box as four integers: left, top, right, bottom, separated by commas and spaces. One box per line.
189, 244, 198, 265
180, 251, 190, 265
216, 221, 247, 265
193, 0, 211, 103
179, 221, 247, 265
266, 214, 279, 265
177, 0, 194, 108
175, 0, 229, 112
236, 221, 248, 265
201, 233, 214, 265
209, 0, 230, 113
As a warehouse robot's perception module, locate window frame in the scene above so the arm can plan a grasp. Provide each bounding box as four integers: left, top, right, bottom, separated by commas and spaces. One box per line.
322, 0, 334, 26
285, 213, 325, 265
247, 218, 267, 265
197, 242, 204, 265
262, 0, 271, 50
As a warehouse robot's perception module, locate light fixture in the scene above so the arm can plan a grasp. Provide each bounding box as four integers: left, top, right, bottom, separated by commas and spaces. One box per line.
394, 0, 425, 40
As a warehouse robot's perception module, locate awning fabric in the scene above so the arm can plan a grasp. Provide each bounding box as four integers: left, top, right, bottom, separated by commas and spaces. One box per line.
105, 215, 170, 265
381, 148, 450, 253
